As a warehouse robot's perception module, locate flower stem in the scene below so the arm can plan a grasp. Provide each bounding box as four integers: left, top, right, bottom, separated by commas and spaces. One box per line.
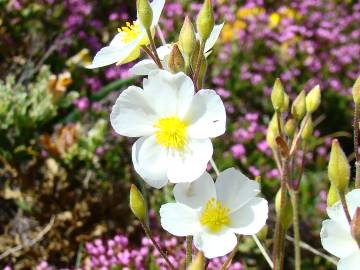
186, 236, 193, 269
193, 41, 205, 91
141, 45, 161, 68
272, 158, 289, 270
354, 104, 360, 188
252, 234, 274, 268
339, 192, 352, 225
140, 222, 176, 270
290, 190, 301, 270
210, 157, 220, 176
146, 29, 163, 69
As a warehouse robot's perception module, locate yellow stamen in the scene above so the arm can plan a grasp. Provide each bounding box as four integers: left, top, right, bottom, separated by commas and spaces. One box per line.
154, 117, 188, 150
200, 198, 231, 233
118, 21, 142, 44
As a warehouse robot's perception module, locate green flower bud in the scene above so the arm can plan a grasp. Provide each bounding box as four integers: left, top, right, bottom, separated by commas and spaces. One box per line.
269, 113, 281, 134
187, 252, 204, 270
291, 90, 306, 120
168, 44, 185, 74
328, 139, 350, 194
271, 78, 285, 111
130, 184, 147, 221
179, 16, 197, 59
301, 115, 313, 140
196, 0, 215, 41
306, 85, 321, 114
256, 225, 268, 241
275, 189, 293, 229
266, 129, 277, 150
352, 76, 360, 105
191, 40, 201, 70
137, 0, 153, 30
285, 118, 297, 138
196, 55, 207, 88
327, 184, 340, 207
351, 207, 360, 244
280, 92, 289, 113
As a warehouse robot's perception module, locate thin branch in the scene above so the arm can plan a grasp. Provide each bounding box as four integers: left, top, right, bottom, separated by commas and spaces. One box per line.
156, 25, 167, 46
210, 158, 220, 176
0, 216, 55, 260
285, 235, 338, 266
220, 237, 240, 270
252, 235, 274, 268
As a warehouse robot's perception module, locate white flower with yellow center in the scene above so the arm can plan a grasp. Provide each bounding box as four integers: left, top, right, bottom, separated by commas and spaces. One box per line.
320, 189, 360, 270
129, 23, 225, 76
87, 0, 165, 69
110, 69, 226, 188
160, 168, 268, 258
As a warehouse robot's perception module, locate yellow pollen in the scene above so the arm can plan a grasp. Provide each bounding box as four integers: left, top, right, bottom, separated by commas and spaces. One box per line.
118, 21, 141, 44
154, 117, 188, 150
200, 198, 231, 233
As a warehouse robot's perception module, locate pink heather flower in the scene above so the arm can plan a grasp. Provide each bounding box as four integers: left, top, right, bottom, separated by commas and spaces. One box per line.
231, 144, 246, 159
74, 97, 89, 111
249, 166, 260, 177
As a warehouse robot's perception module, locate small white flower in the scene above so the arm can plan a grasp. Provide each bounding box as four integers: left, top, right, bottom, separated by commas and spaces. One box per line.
160, 168, 268, 258
87, 0, 165, 69
130, 23, 225, 76
320, 189, 360, 270
110, 70, 226, 188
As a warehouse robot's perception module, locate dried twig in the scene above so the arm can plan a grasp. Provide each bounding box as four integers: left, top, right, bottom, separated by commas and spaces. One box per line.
0, 216, 55, 260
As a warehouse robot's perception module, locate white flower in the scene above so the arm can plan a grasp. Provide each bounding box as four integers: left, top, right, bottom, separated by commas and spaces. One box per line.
110, 70, 226, 188
87, 0, 165, 69
320, 189, 360, 270
130, 23, 225, 76
160, 168, 269, 258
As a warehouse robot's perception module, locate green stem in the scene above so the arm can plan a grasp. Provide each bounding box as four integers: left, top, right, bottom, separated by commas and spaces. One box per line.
272, 158, 289, 270
140, 222, 176, 270
219, 237, 240, 270
290, 190, 301, 270
193, 41, 205, 91
252, 235, 274, 268
186, 236, 193, 269
339, 193, 352, 225
353, 104, 360, 188
356, 162, 360, 189
146, 29, 163, 69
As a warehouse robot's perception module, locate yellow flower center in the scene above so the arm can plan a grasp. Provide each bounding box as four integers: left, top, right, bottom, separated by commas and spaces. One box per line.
200, 198, 231, 233
154, 117, 188, 150
118, 21, 142, 44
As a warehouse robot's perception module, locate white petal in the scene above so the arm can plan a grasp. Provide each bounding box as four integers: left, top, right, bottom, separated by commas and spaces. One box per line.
173, 172, 216, 209
327, 189, 360, 228
110, 86, 157, 137
186, 89, 226, 139
87, 33, 144, 69
193, 230, 237, 259
156, 44, 173, 60
338, 250, 360, 270
320, 219, 358, 258
160, 203, 200, 236
130, 59, 159, 76
204, 23, 225, 53
345, 188, 360, 218
150, 0, 165, 26
215, 168, 260, 212
132, 136, 169, 188
167, 138, 213, 183
229, 197, 268, 235
144, 70, 195, 118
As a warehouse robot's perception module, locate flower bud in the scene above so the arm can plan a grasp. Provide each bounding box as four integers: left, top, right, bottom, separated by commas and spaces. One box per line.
187, 252, 204, 270
351, 207, 360, 244
291, 90, 306, 120
179, 16, 197, 60
352, 76, 360, 105
271, 78, 285, 111
266, 129, 277, 150
301, 115, 313, 140
275, 189, 293, 229
269, 113, 281, 134
256, 225, 268, 241
130, 184, 147, 221
168, 44, 185, 74
327, 184, 340, 207
285, 118, 297, 138
328, 139, 350, 194
191, 40, 201, 70
196, 0, 215, 41
280, 92, 289, 113
306, 85, 321, 114
137, 0, 153, 30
